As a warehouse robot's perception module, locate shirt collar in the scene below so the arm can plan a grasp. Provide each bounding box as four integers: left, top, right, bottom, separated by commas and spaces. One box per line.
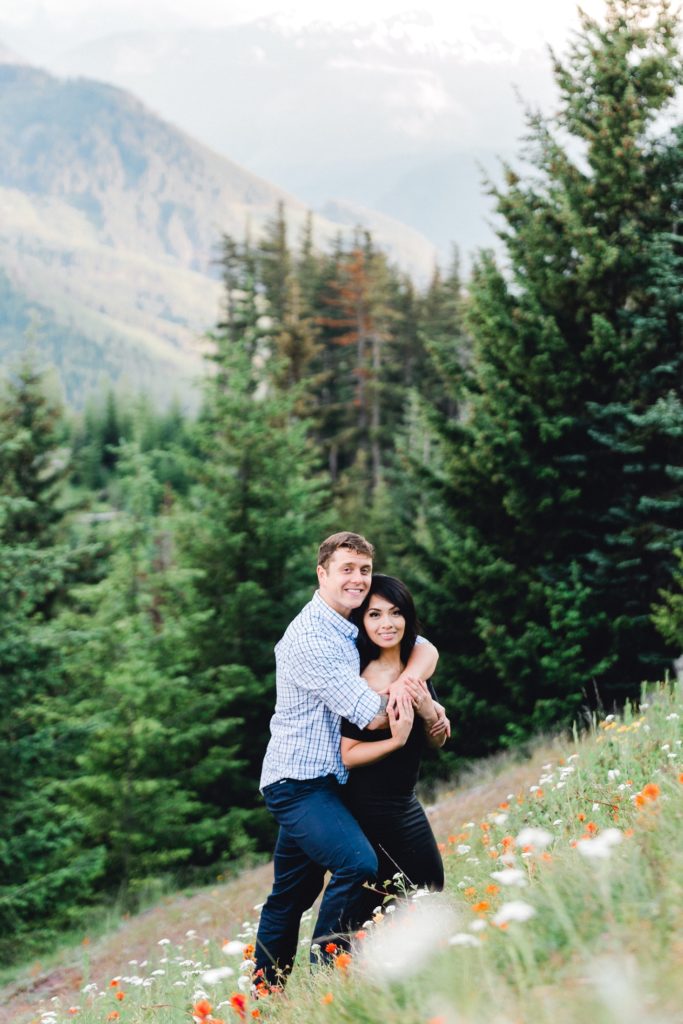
312, 590, 359, 639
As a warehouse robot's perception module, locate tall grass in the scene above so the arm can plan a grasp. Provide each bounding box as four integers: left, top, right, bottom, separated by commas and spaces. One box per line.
30, 680, 683, 1024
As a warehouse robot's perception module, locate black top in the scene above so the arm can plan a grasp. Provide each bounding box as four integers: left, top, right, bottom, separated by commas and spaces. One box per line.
341, 681, 438, 802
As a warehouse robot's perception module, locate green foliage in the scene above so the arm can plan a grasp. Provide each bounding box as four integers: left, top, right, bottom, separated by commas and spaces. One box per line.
409, 0, 683, 752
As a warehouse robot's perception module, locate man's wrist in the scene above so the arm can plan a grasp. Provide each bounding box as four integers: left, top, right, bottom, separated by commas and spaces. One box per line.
377, 694, 389, 713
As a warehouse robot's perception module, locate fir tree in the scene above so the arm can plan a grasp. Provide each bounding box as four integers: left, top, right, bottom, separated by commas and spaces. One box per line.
412, 0, 683, 752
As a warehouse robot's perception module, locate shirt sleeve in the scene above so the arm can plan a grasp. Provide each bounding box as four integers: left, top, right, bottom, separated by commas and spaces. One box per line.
288, 636, 382, 728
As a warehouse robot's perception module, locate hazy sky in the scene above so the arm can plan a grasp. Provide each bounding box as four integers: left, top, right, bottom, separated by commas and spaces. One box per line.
2, 0, 609, 57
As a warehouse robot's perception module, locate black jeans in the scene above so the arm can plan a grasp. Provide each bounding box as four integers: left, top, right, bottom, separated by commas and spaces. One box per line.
254, 775, 378, 985
343, 791, 444, 929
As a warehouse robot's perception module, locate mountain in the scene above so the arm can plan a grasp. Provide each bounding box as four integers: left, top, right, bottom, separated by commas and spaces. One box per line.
43, 15, 552, 259
0, 61, 436, 408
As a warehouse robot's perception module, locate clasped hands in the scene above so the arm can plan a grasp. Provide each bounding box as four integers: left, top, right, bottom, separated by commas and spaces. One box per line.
384, 674, 450, 739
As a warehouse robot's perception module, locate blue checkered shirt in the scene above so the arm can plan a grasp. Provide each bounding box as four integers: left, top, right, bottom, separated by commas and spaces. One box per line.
260, 591, 384, 789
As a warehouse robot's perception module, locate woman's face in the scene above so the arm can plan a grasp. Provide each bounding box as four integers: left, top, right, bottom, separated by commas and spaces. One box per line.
363, 593, 405, 649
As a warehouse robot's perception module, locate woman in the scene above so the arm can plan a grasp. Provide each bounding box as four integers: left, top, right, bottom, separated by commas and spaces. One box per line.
341, 575, 445, 928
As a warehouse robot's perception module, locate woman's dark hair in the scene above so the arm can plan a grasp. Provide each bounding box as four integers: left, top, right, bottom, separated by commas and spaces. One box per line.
353, 574, 420, 672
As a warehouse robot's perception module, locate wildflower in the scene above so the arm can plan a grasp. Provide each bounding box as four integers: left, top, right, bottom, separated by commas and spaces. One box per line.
237, 976, 251, 992
355, 930, 367, 940
456, 844, 471, 855
201, 967, 236, 986
158, 938, 171, 946
107, 1015, 120, 1022
492, 901, 536, 926
109, 980, 119, 988
68, 1010, 79, 1017
679, 773, 683, 784
448, 933, 481, 947
516, 827, 552, 851
577, 829, 623, 860
325, 942, 338, 954
463, 886, 476, 898
321, 993, 334, 1004
115, 991, 125, 1001
251, 1011, 260, 1019
485, 884, 500, 895
472, 901, 490, 914
642, 782, 661, 801
335, 952, 352, 973
193, 999, 213, 1020
223, 940, 246, 956
586, 821, 598, 834
491, 867, 527, 887
230, 993, 247, 1019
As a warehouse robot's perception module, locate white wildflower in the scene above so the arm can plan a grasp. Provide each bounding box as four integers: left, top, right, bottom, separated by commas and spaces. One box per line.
186, 929, 197, 938
237, 975, 251, 992
607, 769, 620, 781
222, 940, 245, 956
567, 754, 579, 762
464, 821, 475, 828
448, 933, 481, 947
661, 744, 670, 751
553, 819, 563, 825
201, 966, 235, 986
516, 827, 552, 851
490, 868, 527, 887
469, 919, 487, 932
239, 959, 256, 972
151, 969, 166, 976
359, 901, 457, 981
666, 713, 679, 721
456, 844, 471, 855
492, 813, 508, 825
493, 901, 536, 925
253, 902, 264, 911
158, 938, 171, 946
577, 829, 623, 861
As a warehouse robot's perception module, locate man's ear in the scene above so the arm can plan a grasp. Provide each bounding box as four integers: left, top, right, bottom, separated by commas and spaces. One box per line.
316, 564, 326, 586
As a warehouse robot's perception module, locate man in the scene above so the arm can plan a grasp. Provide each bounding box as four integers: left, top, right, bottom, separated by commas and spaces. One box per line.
254, 531, 444, 985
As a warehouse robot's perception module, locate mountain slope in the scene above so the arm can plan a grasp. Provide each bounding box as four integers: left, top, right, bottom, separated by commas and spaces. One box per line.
0, 62, 435, 407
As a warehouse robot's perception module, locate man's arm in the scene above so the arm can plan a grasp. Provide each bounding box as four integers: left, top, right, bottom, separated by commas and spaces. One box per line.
400, 639, 438, 685
289, 636, 382, 727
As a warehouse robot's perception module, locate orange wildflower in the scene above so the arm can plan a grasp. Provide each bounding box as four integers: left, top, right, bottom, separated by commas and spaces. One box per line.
243, 944, 255, 959
464, 886, 476, 898
499, 801, 510, 810
335, 952, 352, 973
230, 993, 247, 1019
485, 884, 500, 895
634, 793, 646, 808
472, 900, 490, 914
251, 1012, 261, 1019
106, 1015, 120, 1022
109, 980, 119, 988
489, 849, 499, 858
325, 942, 338, 954
68, 1011, 79, 1017
642, 782, 661, 801
115, 991, 125, 1001
448, 835, 458, 843
501, 836, 515, 851
541, 852, 553, 863
577, 812, 586, 822
480, 822, 490, 831
437, 842, 446, 852
535, 789, 544, 799
586, 821, 598, 834
322, 993, 334, 1005
428, 1018, 447, 1024
624, 828, 634, 837
678, 773, 683, 784
193, 1001, 213, 1020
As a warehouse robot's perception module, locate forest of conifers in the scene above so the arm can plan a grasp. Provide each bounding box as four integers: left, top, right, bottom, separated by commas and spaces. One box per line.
1, 0, 682, 964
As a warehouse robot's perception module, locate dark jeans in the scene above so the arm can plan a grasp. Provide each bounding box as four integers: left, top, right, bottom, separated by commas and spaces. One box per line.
254, 775, 378, 985
343, 790, 444, 929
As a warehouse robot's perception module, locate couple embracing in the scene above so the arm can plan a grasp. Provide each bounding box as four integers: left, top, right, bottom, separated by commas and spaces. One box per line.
254, 531, 449, 985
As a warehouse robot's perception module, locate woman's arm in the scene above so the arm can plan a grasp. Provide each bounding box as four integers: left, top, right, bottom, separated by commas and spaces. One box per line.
341, 695, 414, 767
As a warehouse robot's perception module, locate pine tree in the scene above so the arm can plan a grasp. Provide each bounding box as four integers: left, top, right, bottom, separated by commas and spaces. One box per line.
178, 235, 326, 833
0, 364, 103, 960
412, 0, 683, 753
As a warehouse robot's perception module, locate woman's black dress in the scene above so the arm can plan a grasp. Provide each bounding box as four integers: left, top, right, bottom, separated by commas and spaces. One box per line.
340, 682, 444, 927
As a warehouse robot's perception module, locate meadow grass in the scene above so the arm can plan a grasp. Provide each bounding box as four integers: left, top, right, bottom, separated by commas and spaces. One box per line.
26, 680, 683, 1024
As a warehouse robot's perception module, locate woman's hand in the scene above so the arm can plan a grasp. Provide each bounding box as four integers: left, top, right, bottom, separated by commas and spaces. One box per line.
388, 692, 414, 747
406, 678, 437, 721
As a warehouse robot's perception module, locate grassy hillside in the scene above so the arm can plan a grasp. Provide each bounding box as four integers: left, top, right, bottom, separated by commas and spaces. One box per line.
3, 680, 682, 1023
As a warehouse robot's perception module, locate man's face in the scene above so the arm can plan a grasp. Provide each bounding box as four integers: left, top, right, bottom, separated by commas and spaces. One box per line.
317, 548, 373, 617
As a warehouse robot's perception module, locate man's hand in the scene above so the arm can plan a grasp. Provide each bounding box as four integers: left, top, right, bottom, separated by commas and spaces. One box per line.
366, 711, 390, 731
428, 701, 451, 739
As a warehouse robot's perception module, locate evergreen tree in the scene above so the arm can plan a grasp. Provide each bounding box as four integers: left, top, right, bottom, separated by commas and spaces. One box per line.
0, 364, 103, 961
179, 235, 326, 834
412, 0, 683, 753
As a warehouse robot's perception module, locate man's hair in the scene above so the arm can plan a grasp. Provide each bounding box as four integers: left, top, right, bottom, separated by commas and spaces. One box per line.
317, 531, 375, 570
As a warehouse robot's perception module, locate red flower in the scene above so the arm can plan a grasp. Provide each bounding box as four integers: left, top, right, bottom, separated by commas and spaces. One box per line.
193, 999, 213, 1020
324, 942, 338, 954
230, 993, 247, 1020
